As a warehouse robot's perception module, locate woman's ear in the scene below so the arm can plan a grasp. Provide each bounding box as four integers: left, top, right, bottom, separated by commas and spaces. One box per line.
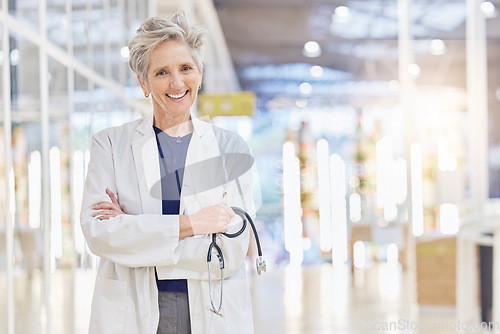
198, 71, 203, 91
137, 73, 150, 97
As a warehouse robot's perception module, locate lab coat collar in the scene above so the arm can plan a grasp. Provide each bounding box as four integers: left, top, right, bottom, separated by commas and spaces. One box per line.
191, 113, 216, 148
135, 111, 154, 135
131, 111, 216, 214
131, 112, 161, 214
135, 111, 212, 139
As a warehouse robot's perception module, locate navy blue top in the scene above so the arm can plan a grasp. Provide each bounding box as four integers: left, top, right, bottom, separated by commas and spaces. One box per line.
154, 126, 193, 293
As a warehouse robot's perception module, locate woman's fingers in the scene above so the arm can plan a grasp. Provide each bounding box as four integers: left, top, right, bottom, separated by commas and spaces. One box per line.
93, 202, 116, 210
95, 213, 119, 220
214, 204, 231, 226
189, 204, 236, 235
93, 209, 121, 220
92, 189, 125, 219
227, 206, 235, 219
92, 210, 119, 217
106, 188, 119, 206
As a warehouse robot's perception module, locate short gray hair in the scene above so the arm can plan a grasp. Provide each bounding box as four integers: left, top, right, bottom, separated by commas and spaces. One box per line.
128, 11, 206, 80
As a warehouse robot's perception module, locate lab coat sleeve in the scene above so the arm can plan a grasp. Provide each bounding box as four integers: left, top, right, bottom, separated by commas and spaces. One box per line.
80, 131, 180, 268
157, 135, 257, 280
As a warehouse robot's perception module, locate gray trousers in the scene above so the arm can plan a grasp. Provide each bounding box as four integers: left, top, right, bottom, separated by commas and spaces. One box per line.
157, 291, 192, 334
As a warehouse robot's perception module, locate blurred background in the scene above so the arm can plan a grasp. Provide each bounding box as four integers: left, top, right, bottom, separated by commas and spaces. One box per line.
1, 0, 500, 333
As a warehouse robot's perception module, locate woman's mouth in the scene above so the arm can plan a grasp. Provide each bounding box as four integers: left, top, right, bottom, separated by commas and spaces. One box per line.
166, 91, 188, 99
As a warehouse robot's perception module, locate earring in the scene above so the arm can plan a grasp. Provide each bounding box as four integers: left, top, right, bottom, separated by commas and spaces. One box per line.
198, 84, 202, 91
145, 93, 150, 98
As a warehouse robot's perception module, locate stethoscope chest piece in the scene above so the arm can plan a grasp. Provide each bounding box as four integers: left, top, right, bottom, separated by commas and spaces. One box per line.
256, 256, 266, 275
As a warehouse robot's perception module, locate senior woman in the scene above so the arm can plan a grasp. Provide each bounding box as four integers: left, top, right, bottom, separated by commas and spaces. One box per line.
80, 11, 257, 334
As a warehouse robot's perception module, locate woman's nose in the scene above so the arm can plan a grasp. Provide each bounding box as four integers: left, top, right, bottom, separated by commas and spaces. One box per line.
170, 72, 183, 89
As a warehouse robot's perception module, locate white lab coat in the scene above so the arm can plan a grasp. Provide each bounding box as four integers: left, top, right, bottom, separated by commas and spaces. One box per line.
80, 112, 256, 334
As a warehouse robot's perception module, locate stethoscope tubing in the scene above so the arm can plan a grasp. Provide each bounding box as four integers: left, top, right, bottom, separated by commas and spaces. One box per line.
207, 207, 262, 267
206, 207, 264, 316
226, 207, 262, 257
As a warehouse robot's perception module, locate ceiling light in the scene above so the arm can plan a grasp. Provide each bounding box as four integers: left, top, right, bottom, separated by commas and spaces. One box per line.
335, 6, 350, 18
299, 82, 312, 96
10, 49, 19, 66
332, 6, 351, 23
481, 1, 497, 18
429, 39, 446, 55
310, 65, 324, 78
408, 63, 420, 78
120, 46, 130, 58
303, 41, 321, 57
296, 99, 308, 108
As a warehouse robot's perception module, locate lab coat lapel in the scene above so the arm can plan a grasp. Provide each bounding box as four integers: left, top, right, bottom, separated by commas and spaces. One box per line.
131, 112, 162, 215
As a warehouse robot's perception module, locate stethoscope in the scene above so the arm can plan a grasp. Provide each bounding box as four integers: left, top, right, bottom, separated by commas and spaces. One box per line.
155, 130, 264, 315
207, 207, 266, 316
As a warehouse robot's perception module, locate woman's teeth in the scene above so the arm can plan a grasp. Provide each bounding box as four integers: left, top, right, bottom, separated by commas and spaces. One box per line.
167, 91, 188, 99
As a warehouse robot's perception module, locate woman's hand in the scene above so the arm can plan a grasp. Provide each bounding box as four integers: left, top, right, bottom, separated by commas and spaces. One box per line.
183, 204, 235, 236
92, 188, 125, 220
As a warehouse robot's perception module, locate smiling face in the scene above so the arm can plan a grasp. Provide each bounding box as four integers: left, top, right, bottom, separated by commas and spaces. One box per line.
139, 40, 203, 123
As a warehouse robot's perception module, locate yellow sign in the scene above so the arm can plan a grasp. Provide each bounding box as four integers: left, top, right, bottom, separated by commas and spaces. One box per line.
197, 91, 256, 117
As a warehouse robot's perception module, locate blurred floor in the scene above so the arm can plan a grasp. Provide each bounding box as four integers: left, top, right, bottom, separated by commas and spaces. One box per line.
0, 263, 492, 333
253, 263, 442, 334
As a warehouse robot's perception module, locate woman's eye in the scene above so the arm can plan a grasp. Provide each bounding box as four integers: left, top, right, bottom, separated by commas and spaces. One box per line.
156, 70, 166, 76
182, 66, 191, 71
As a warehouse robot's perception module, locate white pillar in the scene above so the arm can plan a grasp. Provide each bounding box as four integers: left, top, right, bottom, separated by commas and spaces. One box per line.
330, 154, 347, 266
39, 0, 52, 332
282, 142, 303, 265
317, 139, 332, 253
2, 1, 15, 333
466, 0, 489, 212
103, 0, 111, 80
65, 0, 77, 331
398, 0, 418, 313
196, 0, 240, 92
118, 0, 127, 85
148, 0, 157, 17
181, 0, 194, 14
